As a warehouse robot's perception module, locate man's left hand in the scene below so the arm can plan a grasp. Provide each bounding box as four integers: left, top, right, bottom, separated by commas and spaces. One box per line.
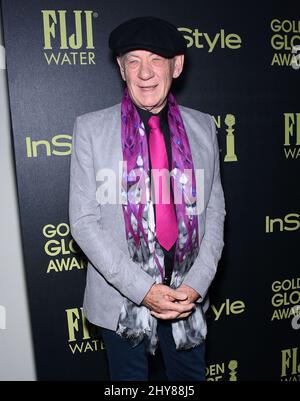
174, 284, 200, 304
150, 284, 201, 320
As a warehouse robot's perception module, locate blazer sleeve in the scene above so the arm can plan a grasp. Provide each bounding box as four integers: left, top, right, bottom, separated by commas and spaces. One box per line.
69, 116, 155, 305
182, 115, 226, 301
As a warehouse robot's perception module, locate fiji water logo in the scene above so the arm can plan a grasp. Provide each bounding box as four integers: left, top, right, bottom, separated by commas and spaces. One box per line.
42, 10, 98, 65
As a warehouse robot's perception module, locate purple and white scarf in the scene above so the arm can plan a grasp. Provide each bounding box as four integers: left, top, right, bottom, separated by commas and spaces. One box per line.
116, 88, 207, 354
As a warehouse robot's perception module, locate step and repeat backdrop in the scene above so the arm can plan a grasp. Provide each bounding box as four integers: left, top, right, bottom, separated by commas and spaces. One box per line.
1, 0, 299, 380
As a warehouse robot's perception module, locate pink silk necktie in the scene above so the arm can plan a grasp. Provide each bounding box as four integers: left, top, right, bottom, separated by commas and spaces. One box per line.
148, 115, 178, 251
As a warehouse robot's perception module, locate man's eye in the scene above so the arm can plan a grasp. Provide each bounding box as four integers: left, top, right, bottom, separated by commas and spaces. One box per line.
152, 58, 164, 64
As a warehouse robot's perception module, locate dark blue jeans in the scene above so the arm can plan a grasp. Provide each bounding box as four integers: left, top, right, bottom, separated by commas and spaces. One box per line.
101, 320, 206, 381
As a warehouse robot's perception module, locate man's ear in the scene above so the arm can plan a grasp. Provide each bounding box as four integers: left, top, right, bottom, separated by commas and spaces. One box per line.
172, 54, 185, 79
117, 56, 126, 81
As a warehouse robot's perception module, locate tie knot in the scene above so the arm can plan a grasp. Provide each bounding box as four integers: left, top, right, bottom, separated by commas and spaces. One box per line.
148, 115, 161, 130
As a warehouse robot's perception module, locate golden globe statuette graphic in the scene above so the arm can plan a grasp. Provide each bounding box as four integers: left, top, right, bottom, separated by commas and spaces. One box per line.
228, 360, 238, 381
205, 359, 239, 380
224, 114, 238, 162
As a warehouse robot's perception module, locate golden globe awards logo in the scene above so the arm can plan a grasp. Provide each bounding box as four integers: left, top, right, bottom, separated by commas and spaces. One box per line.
42, 10, 97, 65
281, 347, 300, 381
270, 19, 300, 67
178, 27, 242, 52
271, 278, 300, 321
212, 114, 238, 163
206, 359, 239, 381
283, 113, 300, 159
66, 307, 105, 354
43, 223, 87, 273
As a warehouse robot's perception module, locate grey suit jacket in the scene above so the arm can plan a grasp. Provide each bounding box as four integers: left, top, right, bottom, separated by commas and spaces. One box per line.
69, 103, 226, 331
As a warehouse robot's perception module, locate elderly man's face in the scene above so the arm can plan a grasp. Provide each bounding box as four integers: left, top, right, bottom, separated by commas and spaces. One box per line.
117, 50, 184, 113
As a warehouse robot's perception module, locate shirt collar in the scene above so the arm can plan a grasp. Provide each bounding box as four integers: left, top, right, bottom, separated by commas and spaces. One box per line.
135, 102, 168, 130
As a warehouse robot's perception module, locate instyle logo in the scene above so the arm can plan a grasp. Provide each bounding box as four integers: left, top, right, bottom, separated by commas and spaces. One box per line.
66, 307, 105, 354
281, 347, 300, 381
271, 278, 300, 322
206, 359, 239, 381
270, 19, 300, 67
42, 10, 97, 65
44, 223, 87, 273
25, 134, 72, 158
0, 305, 6, 330
209, 298, 246, 321
178, 27, 242, 52
212, 114, 238, 162
265, 213, 300, 233
283, 113, 300, 159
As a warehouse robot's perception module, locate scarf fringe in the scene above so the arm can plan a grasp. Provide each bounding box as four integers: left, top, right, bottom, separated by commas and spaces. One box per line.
116, 324, 151, 345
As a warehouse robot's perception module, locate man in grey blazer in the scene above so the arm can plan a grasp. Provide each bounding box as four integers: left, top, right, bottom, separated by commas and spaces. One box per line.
69, 16, 225, 381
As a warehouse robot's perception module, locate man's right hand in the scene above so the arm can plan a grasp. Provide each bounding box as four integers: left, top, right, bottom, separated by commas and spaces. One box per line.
142, 283, 195, 320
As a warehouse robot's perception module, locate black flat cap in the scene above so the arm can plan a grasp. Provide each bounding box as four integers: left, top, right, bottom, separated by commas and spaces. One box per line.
109, 16, 186, 58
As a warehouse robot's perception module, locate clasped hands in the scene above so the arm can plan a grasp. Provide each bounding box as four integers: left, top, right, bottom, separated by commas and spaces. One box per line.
142, 283, 200, 320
